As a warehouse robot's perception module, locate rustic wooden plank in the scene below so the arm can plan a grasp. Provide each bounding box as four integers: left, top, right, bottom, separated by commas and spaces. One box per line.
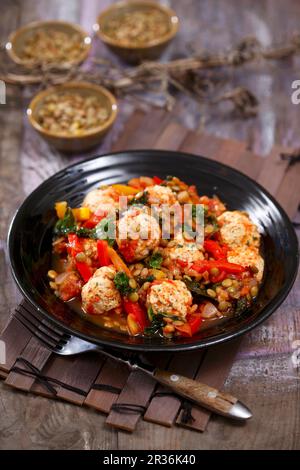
257, 145, 291, 197
179, 131, 224, 158
111, 110, 146, 152
0, 370, 8, 380
275, 162, 300, 219
176, 339, 241, 431
0, 315, 32, 373
5, 337, 52, 391
234, 150, 263, 180
154, 122, 189, 150
114, 108, 176, 151
106, 355, 169, 432
144, 350, 204, 427
20, 352, 103, 403
55, 353, 104, 404
85, 358, 130, 413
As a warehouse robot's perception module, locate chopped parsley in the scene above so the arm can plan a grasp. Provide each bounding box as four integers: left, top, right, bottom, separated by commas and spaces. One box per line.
192, 204, 207, 219
94, 217, 115, 246
129, 191, 149, 206
235, 297, 249, 316
148, 252, 163, 269
54, 208, 76, 235
183, 277, 213, 299
114, 272, 134, 296
54, 209, 115, 245
137, 274, 155, 285
144, 312, 181, 337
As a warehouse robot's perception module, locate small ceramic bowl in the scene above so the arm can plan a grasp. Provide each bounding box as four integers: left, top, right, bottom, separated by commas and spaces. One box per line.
95, 1, 179, 64
6, 20, 92, 67
27, 82, 118, 153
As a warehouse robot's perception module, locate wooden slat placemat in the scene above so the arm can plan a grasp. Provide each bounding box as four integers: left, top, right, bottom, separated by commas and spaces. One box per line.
1, 109, 299, 434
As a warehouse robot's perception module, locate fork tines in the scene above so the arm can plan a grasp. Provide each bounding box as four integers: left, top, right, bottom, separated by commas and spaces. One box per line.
14, 301, 69, 352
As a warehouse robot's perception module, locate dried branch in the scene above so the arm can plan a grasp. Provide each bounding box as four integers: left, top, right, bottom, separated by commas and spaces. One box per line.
280, 149, 300, 167
214, 86, 259, 118
1, 33, 300, 117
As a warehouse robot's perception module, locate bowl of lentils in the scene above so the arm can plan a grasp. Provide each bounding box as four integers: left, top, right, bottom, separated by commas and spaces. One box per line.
6, 20, 91, 67
95, 1, 179, 63
27, 82, 118, 152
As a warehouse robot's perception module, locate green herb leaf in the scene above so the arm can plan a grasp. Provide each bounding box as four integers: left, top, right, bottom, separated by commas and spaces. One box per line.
192, 204, 207, 219
54, 208, 76, 235
205, 214, 220, 235
235, 297, 249, 316
94, 217, 115, 246
114, 272, 134, 296
183, 278, 212, 299
137, 274, 155, 285
148, 252, 163, 269
144, 312, 180, 337
129, 191, 149, 206
144, 314, 165, 336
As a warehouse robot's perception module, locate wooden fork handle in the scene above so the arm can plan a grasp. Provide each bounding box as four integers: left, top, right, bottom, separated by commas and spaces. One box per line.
153, 369, 252, 420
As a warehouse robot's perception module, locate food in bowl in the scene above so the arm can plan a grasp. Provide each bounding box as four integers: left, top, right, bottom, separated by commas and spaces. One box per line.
36, 91, 110, 136
96, 1, 179, 63
6, 21, 91, 66
27, 82, 118, 152
20, 29, 86, 64
102, 7, 170, 47
49, 175, 264, 339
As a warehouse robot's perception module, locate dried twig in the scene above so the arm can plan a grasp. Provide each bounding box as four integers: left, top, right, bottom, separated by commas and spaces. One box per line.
1, 33, 300, 116
214, 86, 259, 118
280, 149, 300, 167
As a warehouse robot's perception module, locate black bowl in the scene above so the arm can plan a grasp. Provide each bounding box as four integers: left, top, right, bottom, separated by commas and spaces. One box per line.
8, 150, 299, 351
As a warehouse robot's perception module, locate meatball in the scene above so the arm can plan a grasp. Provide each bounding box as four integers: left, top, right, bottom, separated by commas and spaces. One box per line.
55, 271, 83, 301
117, 207, 161, 262
217, 211, 260, 249
145, 185, 177, 206
81, 266, 121, 315
146, 280, 192, 319
163, 238, 204, 269
83, 187, 119, 215
227, 246, 264, 281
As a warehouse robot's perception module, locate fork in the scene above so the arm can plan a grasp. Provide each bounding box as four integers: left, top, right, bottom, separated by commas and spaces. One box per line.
14, 303, 252, 421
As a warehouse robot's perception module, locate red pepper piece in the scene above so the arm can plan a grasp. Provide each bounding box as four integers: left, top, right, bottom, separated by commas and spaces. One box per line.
97, 240, 111, 266
192, 260, 245, 274
118, 239, 138, 263
210, 270, 227, 283
83, 210, 107, 229
76, 261, 93, 282
67, 234, 82, 257
188, 313, 203, 335
123, 299, 149, 331
204, 240, 228, 260
153, 175, 163, 184
174, 322, 192, 337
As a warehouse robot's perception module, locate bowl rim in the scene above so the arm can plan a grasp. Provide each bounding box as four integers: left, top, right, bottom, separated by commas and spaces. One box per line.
7, 149, 299, 352
96, 0, 179, 50
26, 81, 118, 140
6, 20, 92, 66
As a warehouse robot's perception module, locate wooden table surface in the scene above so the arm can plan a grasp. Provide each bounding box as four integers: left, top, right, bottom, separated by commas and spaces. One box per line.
0, 0, 299, 450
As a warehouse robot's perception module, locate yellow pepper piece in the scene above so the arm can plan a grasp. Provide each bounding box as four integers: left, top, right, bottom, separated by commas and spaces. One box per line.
55, 201, 67, 219
112, 184, 139, 196
127, 314, 141, 335
151, 269, 166, 280
107, 246, 133, 278
72, 207, 91, 221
